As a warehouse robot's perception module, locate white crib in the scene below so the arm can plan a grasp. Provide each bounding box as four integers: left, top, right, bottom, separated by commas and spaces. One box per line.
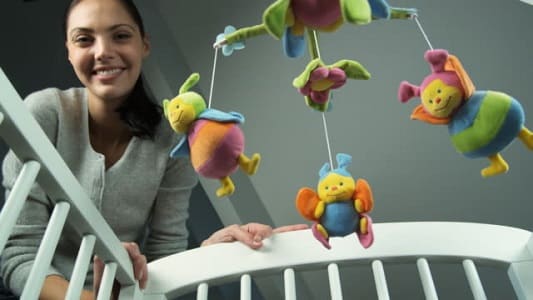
0, 66, 532, 300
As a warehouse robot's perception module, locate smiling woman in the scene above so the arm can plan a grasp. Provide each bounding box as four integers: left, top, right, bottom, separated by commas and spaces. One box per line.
0, 0, 308, 299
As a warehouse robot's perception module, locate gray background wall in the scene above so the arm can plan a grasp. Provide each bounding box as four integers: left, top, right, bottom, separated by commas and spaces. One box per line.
1, 0, 532, 299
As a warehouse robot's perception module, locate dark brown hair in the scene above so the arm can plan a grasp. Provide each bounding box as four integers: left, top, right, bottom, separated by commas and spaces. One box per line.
63, 0, 162, 139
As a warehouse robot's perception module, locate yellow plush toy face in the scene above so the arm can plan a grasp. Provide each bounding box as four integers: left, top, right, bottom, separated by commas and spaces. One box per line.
421, 79, 464, 118
164, 95, 199, 133
317, 173, 355, 203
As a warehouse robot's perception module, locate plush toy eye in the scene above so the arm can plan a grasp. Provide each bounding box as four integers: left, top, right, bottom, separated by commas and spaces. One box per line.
325, 186, 329, 190
437, 89, 442, 94
429, 99, 433, 104
339, 182, 344, 186
175, 105, 180, 109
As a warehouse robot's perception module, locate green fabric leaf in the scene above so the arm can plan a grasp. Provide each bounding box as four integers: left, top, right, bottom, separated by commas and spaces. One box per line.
305, 96, 329, 112
293, 58, 325, 88
262, 0, 291, 39
225, 24, 268, 45
341, 0, 372, 25
332, 59, 371, 80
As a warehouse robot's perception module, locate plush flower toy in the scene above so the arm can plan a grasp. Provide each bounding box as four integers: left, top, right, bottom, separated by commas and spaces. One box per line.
163, 73, 261, 197
296, 153, 374, 249
398, 49, 533, 177
218, 0, 417, 59
215, 0, 417, 112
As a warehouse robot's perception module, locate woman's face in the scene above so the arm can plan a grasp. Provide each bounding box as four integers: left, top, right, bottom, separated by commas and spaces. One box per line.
65, 0, 149, 104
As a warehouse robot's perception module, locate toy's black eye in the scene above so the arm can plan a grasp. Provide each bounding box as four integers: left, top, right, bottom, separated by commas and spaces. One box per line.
429, 99, 433, 104
175, 105, 180, 109
339, 182, 344, 186
325, 186, 329, 190
437, 89, 442, 93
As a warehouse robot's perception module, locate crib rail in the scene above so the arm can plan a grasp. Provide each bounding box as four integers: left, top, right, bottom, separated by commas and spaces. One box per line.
144, 222, 533, 300
0, 67, 139, 299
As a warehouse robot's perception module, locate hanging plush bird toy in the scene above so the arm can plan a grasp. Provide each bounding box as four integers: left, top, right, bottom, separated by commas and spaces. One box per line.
296, 153, 374, 249
163, 73, 261, 197
398, 49, 533, 177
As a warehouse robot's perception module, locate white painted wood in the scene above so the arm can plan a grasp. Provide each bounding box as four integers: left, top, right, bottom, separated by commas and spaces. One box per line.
417, 258, 438, 300
463, 259, 487, 300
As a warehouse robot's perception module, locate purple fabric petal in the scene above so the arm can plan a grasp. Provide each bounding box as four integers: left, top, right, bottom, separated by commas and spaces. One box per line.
328, 68, 347, 82
310, 90, 329, 104
330, 77, 347, 89
298, 83, 312, 95
309, 67, 329, 81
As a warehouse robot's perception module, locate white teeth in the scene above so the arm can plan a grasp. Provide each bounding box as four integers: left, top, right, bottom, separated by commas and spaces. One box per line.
96, 68, 121, 76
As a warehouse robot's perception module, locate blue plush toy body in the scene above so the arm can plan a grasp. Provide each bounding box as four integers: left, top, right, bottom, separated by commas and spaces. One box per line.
448, 91, 525, 158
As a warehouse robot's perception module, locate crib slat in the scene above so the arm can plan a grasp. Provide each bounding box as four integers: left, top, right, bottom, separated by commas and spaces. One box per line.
417, 258, 438, 300
284, 268, 297, 300
97, 262, 118, 300
66, 234, 96, 300
197, 282, 209, 300
328, 263, 343, 300
240, 274, 252, 300
0, 160, 41, 254
463, 259, 487, 300
372, 260, 390, 300
21, 201, 70, 300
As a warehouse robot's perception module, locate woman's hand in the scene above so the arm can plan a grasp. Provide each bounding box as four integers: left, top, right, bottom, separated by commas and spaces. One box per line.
201, 223, 308, 249
93, 242, 148, 298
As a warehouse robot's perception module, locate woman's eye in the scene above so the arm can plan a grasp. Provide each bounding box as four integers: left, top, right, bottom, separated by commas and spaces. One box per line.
73, 35, 92, 45
115, 33, 132, 40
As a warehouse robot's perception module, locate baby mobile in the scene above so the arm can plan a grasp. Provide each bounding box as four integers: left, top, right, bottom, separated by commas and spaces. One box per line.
204, 0, 419, 250
398, 13, 533, 178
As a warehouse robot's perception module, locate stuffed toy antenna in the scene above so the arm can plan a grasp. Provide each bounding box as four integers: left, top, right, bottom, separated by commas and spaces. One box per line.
163, 73, 261, 197
296, 153, 374, 249
398, 49, 533, 177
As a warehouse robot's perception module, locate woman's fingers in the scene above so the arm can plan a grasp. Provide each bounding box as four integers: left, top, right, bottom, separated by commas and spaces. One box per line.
202, 223, 310, 249
123, 242, 148, 289
273, 223, 309, 234
92, 255, 104, 295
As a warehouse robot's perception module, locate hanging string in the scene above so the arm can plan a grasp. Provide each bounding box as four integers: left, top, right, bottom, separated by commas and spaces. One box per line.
207, 46, 219, 109
321, 112, 334, 169
414, 16, 434, 50
307, 29, 334, 168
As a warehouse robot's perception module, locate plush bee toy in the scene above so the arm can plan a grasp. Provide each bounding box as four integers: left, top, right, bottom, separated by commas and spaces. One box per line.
163, 73, 261, 197
296, 153, 374, 249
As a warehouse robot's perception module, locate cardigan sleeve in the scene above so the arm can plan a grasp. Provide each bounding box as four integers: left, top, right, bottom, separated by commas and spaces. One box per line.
0, 88, 63, 295
143, 156, 198, 261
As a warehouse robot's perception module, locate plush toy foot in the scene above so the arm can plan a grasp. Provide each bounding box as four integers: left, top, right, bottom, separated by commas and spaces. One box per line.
481, 153, 509, 177
282, 27, 305, 58
216, 176, 235, 197
357, 214, 374, 248
312, 223, 331, 249
341, 0, 371, 25
239, 153, 261, 175
518, 127, 533, 150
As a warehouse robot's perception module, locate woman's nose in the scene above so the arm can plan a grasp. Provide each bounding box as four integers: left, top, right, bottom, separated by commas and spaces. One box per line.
94, 38, 115, 61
